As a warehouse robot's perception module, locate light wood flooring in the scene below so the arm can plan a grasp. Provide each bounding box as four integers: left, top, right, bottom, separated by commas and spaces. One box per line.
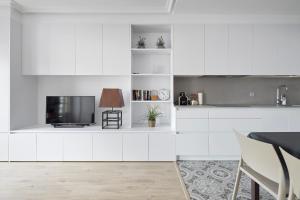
0, 162, 188, 200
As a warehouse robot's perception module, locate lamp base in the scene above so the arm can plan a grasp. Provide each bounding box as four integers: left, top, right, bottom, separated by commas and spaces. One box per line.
102, 110, 122, 129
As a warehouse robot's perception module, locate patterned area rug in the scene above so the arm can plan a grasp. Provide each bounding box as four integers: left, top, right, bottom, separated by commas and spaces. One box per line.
177, 161, 275, 200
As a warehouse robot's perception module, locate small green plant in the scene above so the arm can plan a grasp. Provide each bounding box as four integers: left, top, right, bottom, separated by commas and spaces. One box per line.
137, 36, 146, 48
156, 36, 165, 48
147, 105, 162, 121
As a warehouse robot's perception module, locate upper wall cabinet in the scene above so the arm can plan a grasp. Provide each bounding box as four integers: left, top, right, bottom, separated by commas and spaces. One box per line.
228, 25, 253, 75
253, 25, 300, 75
75, 24, 102, 75
49, 23, 76, 75
103, 24, 131, 75
173, 24, 205, 75
205, 24, 253, 75
22, 23, 50, 75
205, 24, 229, 75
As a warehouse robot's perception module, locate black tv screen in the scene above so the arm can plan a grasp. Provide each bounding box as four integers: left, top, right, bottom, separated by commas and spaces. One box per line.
46, 96, 95, 125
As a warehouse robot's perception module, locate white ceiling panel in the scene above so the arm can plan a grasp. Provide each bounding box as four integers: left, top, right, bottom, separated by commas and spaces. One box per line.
175, 0, 300, 15
14, 0, 176, 14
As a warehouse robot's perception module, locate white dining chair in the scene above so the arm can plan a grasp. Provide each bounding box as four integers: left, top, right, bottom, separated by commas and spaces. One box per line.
232, 131, 287, 200
280, 148, 300, 200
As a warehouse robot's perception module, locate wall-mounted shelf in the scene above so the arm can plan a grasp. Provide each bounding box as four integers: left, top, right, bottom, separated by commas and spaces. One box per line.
131, 100, 171, 103
131, 48, 171, 55
131, 73, 171, 76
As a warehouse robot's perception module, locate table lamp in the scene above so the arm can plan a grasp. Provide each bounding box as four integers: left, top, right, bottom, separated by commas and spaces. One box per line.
99, 88, 124, 129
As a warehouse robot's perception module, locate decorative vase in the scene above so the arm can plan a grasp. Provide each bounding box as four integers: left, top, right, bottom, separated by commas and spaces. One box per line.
148, 120, 156, 127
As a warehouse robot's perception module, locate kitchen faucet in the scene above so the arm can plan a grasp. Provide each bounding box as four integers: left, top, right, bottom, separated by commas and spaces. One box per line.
276, 85, 288, 106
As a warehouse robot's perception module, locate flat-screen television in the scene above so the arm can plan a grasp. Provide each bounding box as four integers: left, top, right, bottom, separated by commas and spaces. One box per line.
46, 96, 95, 127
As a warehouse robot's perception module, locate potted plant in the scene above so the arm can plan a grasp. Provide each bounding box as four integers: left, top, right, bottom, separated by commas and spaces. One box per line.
137, 36, 146, 48
147, 105, 162, 127
156, 36, 165, 48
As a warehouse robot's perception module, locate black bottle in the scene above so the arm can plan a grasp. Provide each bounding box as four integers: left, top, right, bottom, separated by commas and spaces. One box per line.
178, 92, 188, 105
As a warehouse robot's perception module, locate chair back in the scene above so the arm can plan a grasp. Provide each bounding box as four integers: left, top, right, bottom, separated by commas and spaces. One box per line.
280, 148, 300, 198
235, 131, 282, 183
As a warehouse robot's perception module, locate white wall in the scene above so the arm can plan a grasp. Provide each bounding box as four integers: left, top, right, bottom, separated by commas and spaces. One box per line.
10, 10, 38, 130
37, 76, 131, 127
0, 6, 10, 132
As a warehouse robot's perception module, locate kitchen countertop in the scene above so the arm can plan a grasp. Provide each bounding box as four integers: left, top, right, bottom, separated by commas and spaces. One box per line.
174, 104, 300, 108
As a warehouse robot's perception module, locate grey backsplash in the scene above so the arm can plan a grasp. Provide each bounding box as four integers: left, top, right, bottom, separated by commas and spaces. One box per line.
174, 76, 300, 105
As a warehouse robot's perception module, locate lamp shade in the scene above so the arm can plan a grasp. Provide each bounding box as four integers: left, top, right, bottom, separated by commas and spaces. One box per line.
99, 88, 124, 108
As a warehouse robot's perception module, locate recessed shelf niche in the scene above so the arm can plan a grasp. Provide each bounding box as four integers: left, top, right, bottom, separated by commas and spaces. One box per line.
130, 24, 173, 129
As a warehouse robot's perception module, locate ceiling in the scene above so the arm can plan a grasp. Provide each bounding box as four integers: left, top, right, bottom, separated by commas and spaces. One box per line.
12, 0, 175, 14
9, 0, 300, 14
175, 0, 300, 15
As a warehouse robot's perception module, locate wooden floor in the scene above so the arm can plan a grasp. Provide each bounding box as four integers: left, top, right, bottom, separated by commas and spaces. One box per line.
0, 162, 188, 200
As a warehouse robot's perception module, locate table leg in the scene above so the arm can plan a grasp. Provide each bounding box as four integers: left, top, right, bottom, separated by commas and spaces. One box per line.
251, 179, 259, 200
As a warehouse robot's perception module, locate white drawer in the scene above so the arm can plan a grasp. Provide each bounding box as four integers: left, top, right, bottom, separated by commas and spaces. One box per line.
209, 132, 240, 156
209, 118, 262, 132
176, 133, 208, 156
176, 118, 209, 132
176, 108, 208, 119
209, 109, 261, 119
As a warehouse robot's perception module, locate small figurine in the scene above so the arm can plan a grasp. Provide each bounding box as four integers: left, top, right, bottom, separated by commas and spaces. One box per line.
156, 36, 165, 48
137, 36, 146, 48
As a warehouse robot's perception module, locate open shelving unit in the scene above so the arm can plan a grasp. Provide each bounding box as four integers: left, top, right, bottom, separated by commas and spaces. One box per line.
130, 24, 173, 129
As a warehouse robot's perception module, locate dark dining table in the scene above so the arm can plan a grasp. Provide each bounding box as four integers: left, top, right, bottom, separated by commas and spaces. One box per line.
248, 132, 300, 200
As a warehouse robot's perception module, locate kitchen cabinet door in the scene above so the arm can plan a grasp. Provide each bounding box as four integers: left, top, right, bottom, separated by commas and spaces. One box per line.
149, 133, 175, 161
209, 132, 240, 156
176, 133, 209, 156
93, 134, 123, 161
63, 134, 92, 161
123, 133, 148, 161
22, 23, 50, 75
228, 25, 253, 75
176, 118, 209, 132
253, 25, 300, 75
173, 24, 205, 75
0, 134, 8, 161
205, 24, 229, 75
49, 23, 76, 75
103, 24, 130, 75
76, 24, 102, 75
9, 133, 36, 161
37, 134, 63, 161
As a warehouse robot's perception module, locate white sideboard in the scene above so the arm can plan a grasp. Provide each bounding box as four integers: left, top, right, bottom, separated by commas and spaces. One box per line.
0, 134, 8, 161
176, 107, 300, 160
8, 127, 176, 162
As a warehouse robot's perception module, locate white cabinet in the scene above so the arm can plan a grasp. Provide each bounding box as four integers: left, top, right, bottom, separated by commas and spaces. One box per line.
253, 25, 300, 75
103, 24, 130, 75
49, 23, 76, 75
173, 24, 205, 75
37, 134, 63, 161
75, 24, 102, 75
0, 134, 8, 161
123, 133, 148, 161
209, 132, 240, 156
288, 110, 300, 131
176, 119, 209, 132
228, 25, 253, 75
9, 133, 36, 161
176, 133, 208, 156
149, 134, 175, 161
93, 134, 123, 161
205, 24, 229, 75
63, 134, 92, 161
22, 23, 50, 75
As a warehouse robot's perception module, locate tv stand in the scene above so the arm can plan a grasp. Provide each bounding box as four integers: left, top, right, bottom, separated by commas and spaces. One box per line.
52, 124, 86, 128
